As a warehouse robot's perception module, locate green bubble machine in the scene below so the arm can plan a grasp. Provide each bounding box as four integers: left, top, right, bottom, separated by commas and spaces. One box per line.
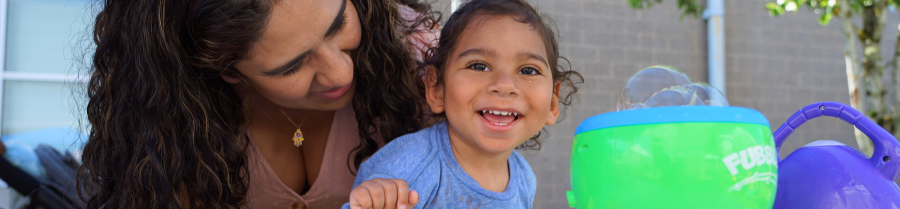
565, 106, 778, 208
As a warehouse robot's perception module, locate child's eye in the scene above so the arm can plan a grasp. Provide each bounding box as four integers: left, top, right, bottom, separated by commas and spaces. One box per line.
519, 67, 541, 75
467, 63, 490, 71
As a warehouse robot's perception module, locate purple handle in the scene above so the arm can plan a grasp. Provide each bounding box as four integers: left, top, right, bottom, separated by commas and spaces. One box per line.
773, 101, 900, 180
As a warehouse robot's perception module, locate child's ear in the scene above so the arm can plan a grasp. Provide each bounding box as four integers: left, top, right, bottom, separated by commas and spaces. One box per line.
220, 72, 242, 84
546, 82, 561, 126
424, 65, 445, 114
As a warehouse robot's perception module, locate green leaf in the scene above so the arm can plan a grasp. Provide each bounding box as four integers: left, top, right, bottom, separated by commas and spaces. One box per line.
767, 2, 787, 16
676, 0, 703, 19
819, 12, 833, 25
786, 1, 799, 11
628, 0, 664, 9
850, 0, 862, 12
628, 0, 702, 19
628, 0, 644, 9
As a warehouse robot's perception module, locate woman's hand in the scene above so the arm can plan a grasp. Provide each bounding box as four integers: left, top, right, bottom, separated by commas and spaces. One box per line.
348, 178, 419, 209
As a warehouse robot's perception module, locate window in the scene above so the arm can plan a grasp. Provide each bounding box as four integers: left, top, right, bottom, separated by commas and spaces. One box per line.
1, 0, 92, 153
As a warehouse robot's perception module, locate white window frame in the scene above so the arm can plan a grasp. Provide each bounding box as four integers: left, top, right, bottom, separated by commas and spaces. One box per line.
0, 0, 89, 135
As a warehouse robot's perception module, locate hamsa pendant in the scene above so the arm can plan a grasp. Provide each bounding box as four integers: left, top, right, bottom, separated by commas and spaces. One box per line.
293, 129, 304, 147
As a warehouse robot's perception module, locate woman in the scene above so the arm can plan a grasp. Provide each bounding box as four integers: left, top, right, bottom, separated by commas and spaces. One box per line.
77, 0, 438, 208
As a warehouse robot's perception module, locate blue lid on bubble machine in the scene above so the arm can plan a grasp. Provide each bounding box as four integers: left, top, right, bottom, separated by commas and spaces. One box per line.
574, 106, 770, 135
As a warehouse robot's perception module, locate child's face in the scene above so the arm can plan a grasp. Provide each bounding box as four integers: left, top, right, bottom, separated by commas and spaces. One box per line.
426, 14, 560, 155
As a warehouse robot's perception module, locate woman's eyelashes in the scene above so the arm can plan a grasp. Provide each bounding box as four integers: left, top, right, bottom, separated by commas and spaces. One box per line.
282, 66, 300, 76
336, 15, 348, 33
282, 56, 310, 76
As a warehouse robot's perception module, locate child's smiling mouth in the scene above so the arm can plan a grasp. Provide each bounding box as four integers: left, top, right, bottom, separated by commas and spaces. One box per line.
478, 109, 522, 126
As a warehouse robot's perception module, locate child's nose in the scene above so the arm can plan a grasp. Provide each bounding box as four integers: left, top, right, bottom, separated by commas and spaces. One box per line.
488, 73, 520, 98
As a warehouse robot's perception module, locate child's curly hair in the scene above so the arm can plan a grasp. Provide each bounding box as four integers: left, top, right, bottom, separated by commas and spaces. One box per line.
422, 0, 583, 150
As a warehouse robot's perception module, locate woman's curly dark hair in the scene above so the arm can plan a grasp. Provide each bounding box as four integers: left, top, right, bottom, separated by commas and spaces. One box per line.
349, 0, 439, 175
422, 0, 583, 150
78, 0, 433, 208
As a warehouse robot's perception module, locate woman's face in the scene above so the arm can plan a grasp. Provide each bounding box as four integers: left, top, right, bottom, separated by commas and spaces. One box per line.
231, 0, 362, 110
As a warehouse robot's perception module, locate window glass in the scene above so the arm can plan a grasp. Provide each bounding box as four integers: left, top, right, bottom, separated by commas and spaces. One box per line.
5, 0, 92, 74
2, 81, 86, 151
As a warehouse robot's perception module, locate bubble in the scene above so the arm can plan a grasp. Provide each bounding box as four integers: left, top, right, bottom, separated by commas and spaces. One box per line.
686, 83, 729, 106
616, 66, 729, 110
644, 86, 692, 108
617, 66, 692, 110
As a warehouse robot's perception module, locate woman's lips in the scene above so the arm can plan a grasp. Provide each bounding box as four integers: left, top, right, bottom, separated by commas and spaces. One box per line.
313, 85, 351, 100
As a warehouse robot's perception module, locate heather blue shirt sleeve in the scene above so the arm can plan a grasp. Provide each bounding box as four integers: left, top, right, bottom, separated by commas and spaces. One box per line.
341, 125, 442, 209
342, 122, 536, 209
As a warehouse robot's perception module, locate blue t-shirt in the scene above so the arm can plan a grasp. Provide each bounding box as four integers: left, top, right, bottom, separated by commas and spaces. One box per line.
341, 122, 536, 209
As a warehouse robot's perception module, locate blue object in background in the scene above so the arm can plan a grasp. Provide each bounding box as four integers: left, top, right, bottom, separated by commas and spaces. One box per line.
1, 126, 84, 182
1, 126, 85, 193
2, 126, 85, 153
2, 140, 46, 181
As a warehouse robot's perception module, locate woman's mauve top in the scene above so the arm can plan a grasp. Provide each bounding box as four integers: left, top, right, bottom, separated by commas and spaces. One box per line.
245, 105, 362, 209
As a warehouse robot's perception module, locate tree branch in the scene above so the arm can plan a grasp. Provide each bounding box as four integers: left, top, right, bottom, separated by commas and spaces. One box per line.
838, 0, 875, 155
887, 26, 900, 69
894, 50, 900, 139
893, 25, 900, 140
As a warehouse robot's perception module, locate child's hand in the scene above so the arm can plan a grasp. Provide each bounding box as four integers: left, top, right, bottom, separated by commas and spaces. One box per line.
349, 178, 420, 209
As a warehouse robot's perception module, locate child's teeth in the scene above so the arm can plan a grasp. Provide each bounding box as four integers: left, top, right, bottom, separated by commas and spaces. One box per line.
482, 110, 520, 116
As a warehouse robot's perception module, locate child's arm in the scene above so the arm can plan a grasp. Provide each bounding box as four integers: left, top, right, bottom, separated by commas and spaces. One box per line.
348, 178, 419, 209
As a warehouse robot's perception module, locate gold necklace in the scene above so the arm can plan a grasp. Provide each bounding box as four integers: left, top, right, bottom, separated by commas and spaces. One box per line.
279, 108, 308, 147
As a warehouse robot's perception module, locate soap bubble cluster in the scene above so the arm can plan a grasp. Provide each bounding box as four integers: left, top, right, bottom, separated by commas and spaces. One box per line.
617, 66, 728, 111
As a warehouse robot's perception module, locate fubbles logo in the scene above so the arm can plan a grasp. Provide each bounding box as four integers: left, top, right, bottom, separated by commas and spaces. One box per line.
721, 145, 777, 176
721, 145, 778, 192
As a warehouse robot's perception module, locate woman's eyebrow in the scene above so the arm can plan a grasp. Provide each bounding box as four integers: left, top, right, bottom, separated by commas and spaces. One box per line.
324, 0, 347, 38
263, 0, 346, 76
263, 50, 310, 76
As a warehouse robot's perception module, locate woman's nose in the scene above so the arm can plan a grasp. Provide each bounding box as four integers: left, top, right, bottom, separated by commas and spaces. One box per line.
314, 46, 354, 88
488, 73, 520, 98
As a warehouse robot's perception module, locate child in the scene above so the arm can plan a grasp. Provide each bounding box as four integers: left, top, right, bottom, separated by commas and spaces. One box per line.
344, 0, 581, 208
